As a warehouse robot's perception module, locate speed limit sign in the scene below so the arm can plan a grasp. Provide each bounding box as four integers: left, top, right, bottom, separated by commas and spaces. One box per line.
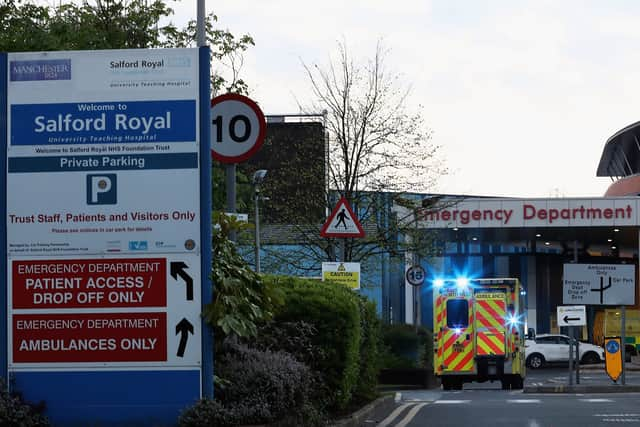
211, 93, 266, 163
406, 265, 426, 287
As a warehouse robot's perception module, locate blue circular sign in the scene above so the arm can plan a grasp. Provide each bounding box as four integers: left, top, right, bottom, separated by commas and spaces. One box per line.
606, 340, 620, 354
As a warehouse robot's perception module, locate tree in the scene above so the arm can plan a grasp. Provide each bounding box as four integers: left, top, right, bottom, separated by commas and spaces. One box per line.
0, 0, 254, 94
260, 40, 446, 272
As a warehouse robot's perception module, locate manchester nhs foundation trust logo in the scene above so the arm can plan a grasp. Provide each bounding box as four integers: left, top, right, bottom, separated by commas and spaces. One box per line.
87, 174, 117, 205
10, 59, 71, 81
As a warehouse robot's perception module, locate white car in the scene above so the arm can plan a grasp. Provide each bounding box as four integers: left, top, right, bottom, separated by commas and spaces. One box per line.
525, 333, 605, 369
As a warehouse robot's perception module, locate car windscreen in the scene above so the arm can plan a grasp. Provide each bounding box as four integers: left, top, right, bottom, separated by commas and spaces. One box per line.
446, 299, 469, 328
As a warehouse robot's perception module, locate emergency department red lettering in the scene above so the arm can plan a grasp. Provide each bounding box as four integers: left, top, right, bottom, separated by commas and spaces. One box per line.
13, 312, 166, 363
522, 204, 632, 223
12, 258, 166, 309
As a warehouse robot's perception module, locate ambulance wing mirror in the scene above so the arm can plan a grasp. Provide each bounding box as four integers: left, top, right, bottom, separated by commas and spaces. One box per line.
527, 328, 536, 340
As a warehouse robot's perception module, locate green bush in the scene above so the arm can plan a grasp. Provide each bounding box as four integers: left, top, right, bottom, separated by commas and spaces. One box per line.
0, 379, 49, 427
206, 212, 283, 341
352, 296, 381, 403
264, 275, 361, 411
419, 328, 434, 370
380, 324, 429, 369
180, 340, 322, 427
250, 320, 326, 373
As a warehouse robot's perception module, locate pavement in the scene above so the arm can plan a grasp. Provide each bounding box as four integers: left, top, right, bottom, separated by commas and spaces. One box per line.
524, 357, 640, 393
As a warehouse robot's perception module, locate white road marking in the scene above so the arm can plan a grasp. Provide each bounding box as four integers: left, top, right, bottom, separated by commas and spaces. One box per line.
580, 398, 613, 402
433, 400, 471, 404
395, 403, 429, 427
507, 399, 542, 403
376, 403, 413, 427
594, 414, 640, 417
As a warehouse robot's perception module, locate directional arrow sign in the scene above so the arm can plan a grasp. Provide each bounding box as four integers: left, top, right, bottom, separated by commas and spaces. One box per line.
175, 318, 194, 358
171, 261, 193, 301
557, 305, 586, 327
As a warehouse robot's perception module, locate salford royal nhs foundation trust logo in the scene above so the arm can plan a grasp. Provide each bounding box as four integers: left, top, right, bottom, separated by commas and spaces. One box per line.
10, 59, 71, 82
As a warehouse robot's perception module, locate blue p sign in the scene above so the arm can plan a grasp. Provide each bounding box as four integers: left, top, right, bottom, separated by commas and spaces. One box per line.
87, 174, 117, 205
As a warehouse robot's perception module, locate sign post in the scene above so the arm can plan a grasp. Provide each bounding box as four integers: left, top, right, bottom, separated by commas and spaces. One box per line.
604, 336, 623, 383
557, 306, 586, 385
210, 94, 266, 242
4, 47, 211, 426
320, 197, 365, 262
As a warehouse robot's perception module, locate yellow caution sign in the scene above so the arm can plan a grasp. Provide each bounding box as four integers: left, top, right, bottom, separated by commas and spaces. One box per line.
321, 262, 360, 290
604, 336, 623, 382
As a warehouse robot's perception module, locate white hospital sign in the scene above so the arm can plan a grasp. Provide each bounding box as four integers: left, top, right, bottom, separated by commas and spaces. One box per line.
415, 197, 639, 228
563, 263, 636, 305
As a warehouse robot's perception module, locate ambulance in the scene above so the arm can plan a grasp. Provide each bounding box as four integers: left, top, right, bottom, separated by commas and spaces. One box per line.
433, 278, 526, 390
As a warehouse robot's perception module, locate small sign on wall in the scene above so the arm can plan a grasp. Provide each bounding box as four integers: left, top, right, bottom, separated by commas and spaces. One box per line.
322, 262, 360, 290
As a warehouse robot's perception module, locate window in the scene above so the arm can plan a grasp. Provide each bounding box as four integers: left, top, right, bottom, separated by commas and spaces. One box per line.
536, 336, 556, 344
447, 299, 469, 328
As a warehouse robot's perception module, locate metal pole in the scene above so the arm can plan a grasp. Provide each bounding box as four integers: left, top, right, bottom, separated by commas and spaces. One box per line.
569, 328, 574, 386
573, 240, 579, 385
254, 186, 261, 273
196, 0, 206, 47
622, 305, 627, 385
413, 285, 418, 332
575, 328, 580, 384
226, 164, 236, 241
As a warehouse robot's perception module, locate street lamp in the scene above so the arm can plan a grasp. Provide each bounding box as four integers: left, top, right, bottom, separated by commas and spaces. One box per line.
252, 170, 268, 273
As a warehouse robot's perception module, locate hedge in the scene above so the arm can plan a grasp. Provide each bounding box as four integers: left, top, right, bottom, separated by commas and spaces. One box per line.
263, 275, 361, 411
352, 295, 382, 403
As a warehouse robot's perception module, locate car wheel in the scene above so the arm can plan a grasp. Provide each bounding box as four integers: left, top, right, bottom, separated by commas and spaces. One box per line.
526, 353, 545, 369
580, 351, 600, 365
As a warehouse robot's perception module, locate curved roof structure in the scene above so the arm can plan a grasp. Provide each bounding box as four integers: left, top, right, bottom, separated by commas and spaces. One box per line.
597, 121, 640, 178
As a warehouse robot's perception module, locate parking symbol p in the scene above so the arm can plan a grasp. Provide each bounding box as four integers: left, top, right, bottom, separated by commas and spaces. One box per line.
87, 174, 117, 205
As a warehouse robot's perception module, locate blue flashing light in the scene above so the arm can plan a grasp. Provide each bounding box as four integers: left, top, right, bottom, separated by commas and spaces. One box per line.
455, 277, 469, 291
506, 313, 521, 327
433, 279, 444, 288
454, 327, 462, 335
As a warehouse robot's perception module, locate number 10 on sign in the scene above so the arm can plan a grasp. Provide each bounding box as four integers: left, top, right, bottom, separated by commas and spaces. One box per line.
210, 93, 266, 164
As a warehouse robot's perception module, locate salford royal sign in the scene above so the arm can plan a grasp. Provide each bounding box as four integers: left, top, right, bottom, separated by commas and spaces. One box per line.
3, 47, 212, 426
416, 197, 639, 228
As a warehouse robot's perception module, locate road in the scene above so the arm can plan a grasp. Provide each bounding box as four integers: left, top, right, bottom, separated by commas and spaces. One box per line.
367, 367, 640, 427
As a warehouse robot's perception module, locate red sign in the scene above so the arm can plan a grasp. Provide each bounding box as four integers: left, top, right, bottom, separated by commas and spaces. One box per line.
210, 93, 266, 163
13, 312, 167, 363
320, 197, 365, 238
12, 258, 166, 309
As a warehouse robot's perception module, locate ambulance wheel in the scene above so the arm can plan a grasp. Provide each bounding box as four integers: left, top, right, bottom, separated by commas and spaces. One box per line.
442, 376, 461, 391
526, 353, 545, 369
441, 377, 453, 390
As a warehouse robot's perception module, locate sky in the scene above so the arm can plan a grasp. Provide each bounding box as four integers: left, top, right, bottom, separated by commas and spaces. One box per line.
81, 1, 640, 197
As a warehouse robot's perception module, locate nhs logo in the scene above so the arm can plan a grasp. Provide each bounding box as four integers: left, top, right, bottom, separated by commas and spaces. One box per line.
87, 174, 117, 205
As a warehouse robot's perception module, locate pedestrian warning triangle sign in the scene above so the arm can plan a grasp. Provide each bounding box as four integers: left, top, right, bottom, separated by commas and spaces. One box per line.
320, 197, 365, 238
